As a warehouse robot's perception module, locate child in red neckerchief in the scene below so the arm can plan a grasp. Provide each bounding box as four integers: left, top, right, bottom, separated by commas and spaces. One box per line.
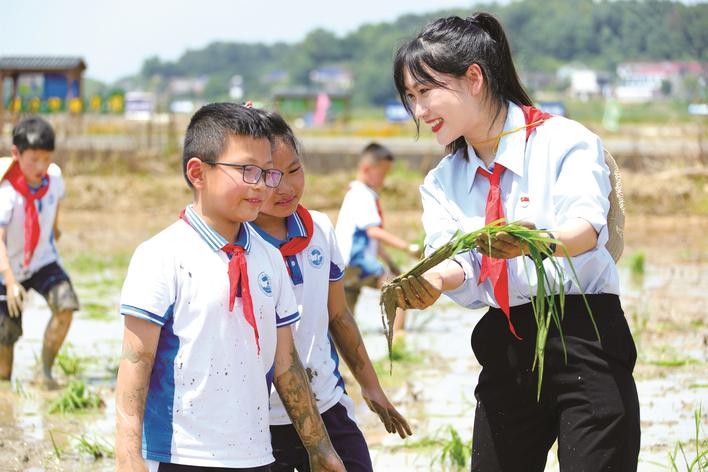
115, 103, 344, 472
250, 110, 412, 472
0, 116, 79, 389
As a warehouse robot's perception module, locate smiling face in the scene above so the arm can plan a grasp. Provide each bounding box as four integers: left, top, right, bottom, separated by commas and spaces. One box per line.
259, 137, 304, 218
188, 134, 273, 230
402, 65, 488, 146
11, 146, 52, 187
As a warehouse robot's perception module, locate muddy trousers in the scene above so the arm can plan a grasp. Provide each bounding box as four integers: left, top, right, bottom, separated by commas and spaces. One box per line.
470, 294, 640, 472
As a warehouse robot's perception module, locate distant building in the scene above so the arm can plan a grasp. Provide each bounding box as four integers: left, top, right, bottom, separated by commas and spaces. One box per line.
124, 91, 155, 120
557, 65, 607, 100
229, 75, 244, 101
616, 61, 705, 102
0, 56, 86, 120
273, 87, 350, 125
309, 66, 352, 91
168, 76, 208, 96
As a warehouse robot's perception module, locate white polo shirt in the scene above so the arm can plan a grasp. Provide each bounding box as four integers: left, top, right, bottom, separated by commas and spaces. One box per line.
249, 210, 351, 425
335, 181, 384, 278
421, 101, 619, 310
0, 163, 65, 282
120, 204, 300, 468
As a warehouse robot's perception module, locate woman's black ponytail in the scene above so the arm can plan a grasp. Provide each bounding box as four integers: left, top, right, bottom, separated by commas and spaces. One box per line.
393, 12, 533, 158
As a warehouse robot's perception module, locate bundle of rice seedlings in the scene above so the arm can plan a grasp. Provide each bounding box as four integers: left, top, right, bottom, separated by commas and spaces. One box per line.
379, 220, 599, 399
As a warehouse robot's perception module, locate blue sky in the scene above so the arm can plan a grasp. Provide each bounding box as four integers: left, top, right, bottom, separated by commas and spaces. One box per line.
3, 0, 479, 82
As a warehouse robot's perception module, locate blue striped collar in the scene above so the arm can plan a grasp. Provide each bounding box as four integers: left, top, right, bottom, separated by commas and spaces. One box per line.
249, 211, 307, 248
287, 211, 307, 239
184, 204, 251, 253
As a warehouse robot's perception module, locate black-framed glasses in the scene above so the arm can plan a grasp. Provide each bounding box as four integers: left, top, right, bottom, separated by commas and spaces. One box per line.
206, 162, 283, 188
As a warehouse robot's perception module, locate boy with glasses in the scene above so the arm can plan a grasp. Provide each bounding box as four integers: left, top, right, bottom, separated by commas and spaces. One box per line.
115, 103, 344, 472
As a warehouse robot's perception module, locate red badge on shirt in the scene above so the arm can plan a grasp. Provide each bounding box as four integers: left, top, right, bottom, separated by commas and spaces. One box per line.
520, 196, 530, 208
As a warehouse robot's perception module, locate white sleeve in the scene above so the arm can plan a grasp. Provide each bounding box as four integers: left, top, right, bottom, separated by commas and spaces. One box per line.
420, 175, 486, 309
552, 134, 611, 249
120, 242, 177, 326
50, 165, 66, 200
326, 220, 345, 281
352, 189, 382, 229
273, 254, 300, 327
0, 183, 16, 227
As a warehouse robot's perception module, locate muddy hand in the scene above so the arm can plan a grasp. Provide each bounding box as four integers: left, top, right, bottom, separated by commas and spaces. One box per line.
309, 446, 345, 472
475, 221, 536, 259
362, 387, 413, 438
395, 273, 442, 310
6, 283, 27, 318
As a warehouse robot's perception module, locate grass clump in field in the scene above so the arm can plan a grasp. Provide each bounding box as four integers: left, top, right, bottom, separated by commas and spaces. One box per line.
628, 251, 646, 278
48, 380, 104, 414
78, 302, 115, 322
56, 345, 84, 377
667, 405, 707, 471
75, 433, 115, 459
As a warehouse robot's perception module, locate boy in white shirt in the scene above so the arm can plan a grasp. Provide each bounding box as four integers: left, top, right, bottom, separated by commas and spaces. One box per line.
0, 116, 79, 389
335, 143, 420, 330
115, 103, 344, 472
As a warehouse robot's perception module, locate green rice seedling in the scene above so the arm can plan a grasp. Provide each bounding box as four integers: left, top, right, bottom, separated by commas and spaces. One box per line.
432, 426, 472, 471
49, 430, 63, 459
380, 220, 597, 399
78, 302, 115, 322
56, 345, 84, 377
13, 379, 30, 399
390, 336, 422, 364
48, 380, 104, 414
628, 251, 645, 277
668, 405, 707, 471
74, 433, 115, 459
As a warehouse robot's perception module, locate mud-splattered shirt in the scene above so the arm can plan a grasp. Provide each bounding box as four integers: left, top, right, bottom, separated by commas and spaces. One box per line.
120, 204, 300, 468
250, 210, 354, 425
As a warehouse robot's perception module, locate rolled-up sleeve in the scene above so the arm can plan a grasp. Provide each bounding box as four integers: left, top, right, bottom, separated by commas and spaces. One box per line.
552, 135, 611, 249
420, 175, 486, 309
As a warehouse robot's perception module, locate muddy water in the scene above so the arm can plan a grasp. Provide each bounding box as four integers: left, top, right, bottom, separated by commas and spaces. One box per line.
0, 259, 705, 471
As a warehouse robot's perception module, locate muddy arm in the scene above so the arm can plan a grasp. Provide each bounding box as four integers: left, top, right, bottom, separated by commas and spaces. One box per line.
273, 326, 345, 471
115, 316, 160, 472
328, 279, 412, 438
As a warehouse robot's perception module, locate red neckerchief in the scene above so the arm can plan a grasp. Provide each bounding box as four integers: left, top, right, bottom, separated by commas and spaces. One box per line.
5, 161, 50, 269
179, 208, 260, 354
278, 205, 314, 274
477, 105, 551, 339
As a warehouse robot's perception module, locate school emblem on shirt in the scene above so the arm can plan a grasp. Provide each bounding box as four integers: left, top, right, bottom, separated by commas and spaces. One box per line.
257, 272, 273, 296
47, 194, 55, 205
520, 196, 530, 208
307, 246, 324, 268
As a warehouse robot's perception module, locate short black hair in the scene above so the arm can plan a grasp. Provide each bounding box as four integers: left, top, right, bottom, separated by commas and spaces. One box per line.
255, 109, 301, 156
182, 102, 271, 187
360, 142, 394, 163
12, 117, 55, 153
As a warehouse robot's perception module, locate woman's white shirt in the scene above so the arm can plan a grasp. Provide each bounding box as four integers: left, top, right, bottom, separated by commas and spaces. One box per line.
420, 102, 619, 310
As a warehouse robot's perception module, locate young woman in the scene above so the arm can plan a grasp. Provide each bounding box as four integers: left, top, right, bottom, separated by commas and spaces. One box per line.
249, 110, 411, 472
391, 13, 639, 472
